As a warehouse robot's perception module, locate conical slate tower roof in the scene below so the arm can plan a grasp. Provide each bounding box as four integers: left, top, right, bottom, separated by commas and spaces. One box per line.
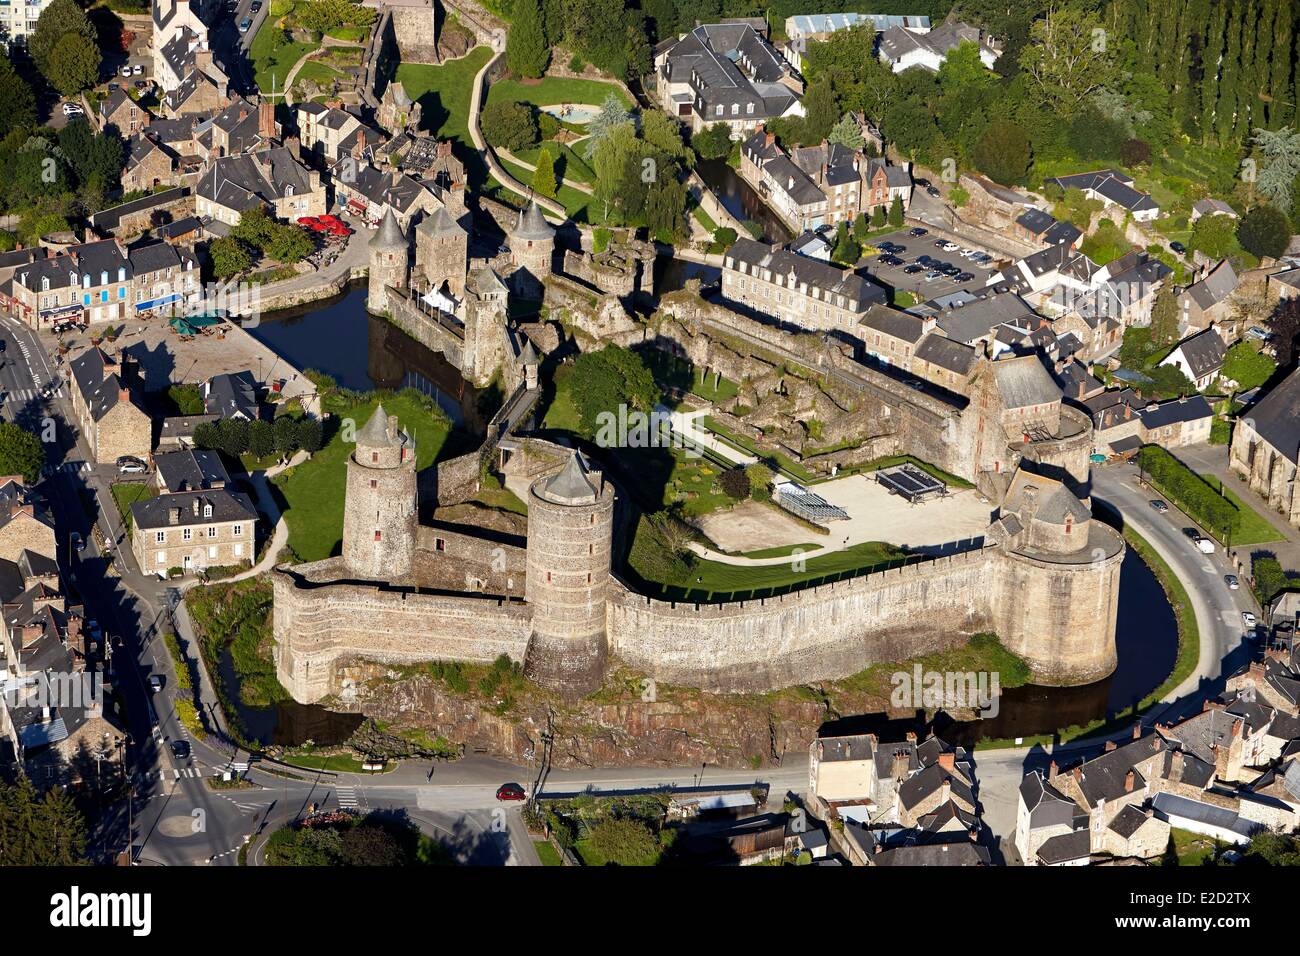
520, 338, 539, 365
542, 451, 597, 504
370, 208, 406, 249
513, 200, 555, 242
357, 404, 398, 447
423, 205, 464, 238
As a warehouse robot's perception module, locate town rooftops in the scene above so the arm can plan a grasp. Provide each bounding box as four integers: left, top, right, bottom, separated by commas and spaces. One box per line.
914, 333, 977, 377
859, 304, 926, 343
725, 237, 885, 311
815, 733, 874, 762
1167, 327, 1227, 380
929, 291, 1038, 345
15, 239, 131, 292
69, 348, 139, 422
204, 370, 258, 420
659, 23, 799, 120
786, 13, 932, 37
1185, 259, 1239, 310
991, 354, 1061, 409
1004, 470, 1090, 525
1193, 198, 1237, 217
1044, 168, 1157, 214
1035, 829, 1091, 865
197, 147, 314, 212
1137, 394, 1213, 431
155, 448, 230, 493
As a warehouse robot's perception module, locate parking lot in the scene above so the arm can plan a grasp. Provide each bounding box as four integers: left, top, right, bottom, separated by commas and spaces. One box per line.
856, 228, 1003, 302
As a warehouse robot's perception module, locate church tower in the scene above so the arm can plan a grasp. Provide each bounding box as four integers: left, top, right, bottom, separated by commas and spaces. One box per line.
367, 208, 408, 315
342, 404, 417, 580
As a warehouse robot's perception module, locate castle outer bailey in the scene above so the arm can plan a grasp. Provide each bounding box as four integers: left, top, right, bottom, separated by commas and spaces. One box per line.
273, 409, 1124, 704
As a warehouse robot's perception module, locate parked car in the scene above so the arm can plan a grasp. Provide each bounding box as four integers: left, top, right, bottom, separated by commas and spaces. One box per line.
1225, 574, 1240, 590
926, 186, 941, 197
250, 0, 262, 11
117, 455, 147, 474
239, 16, 252, 31
1170, 240, 1187, 254
495, 783, 527, 801
1149, 499, 1169, 514
914, 178, 931, 188
62, 103, 84, 116
909, 227, 928, 237
924, 271, 942, 282
941, 241, 959, 252
904, 264, 924, 274
149, 675, 163, 693
70, 532, 84, 552
120, 65, 132, 77
132, 64, 144, 76
956, 272, 975, 282
934, 239, 948, 249
1196, 537, 1216, 554
1242, 611, 1257, 628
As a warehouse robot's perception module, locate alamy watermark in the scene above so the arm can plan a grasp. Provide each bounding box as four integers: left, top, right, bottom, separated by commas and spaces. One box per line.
594, 404, 700, 456
890, 665, 1001, 718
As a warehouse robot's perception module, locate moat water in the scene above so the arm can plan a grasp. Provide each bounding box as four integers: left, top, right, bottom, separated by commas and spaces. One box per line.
243, 284, 1179, 748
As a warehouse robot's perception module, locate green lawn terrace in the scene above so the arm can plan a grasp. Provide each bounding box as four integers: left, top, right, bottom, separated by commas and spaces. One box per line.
394, 47, 495, 184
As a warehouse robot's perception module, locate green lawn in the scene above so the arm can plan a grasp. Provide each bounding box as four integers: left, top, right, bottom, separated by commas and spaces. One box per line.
273, 392, 452, 562
324, 24, 370, 42
485, 76, 631, 112
635, 540, 913, 603
395, 47, 493, 148
249, 24, 316, 97
1169, 828, 1220, 866
111, 482, 156, 534
1200, 475, 1285, 545
512, 143, 596, 185
534, 841, 563, 866
290, 59, 348, 96
498, 158, 591, 221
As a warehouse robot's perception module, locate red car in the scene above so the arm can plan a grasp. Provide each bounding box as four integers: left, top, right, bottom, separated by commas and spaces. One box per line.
495, 783, 526, 801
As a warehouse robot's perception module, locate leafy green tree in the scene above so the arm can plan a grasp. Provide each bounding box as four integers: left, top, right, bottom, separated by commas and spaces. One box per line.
1266, 296, 1300, 366
482, 101, 538, 152
506, 0, 550, 79
831, 220, 860, 265
273, 416, 300, 456
1250, 126, 1300, 211
264, 223, 314, 263
216, 417, 249, 457
973, 119, 1032, 186
1237, 204, 1292, 259
569, 344, 659, 438
296, 417, 323, 454
247, 419, 275, 460
692, 123, 733, 161
192, 421, 220, 450
1019, 2, 1118, 116
30, 0, 96, 78
46, 33, 101, 97
585, 92, 633, 155
210, 237, 253, 278
827, 114, 864, 150
0, 57, 37, 141
1190, 210, 1241, 258
0, 423, 45, 483
640, 109, 692, 168
888, 195, 904, 228
801, 76, 839, 144
168, 384, 205, 416
532, 146, 558, 198
870, 204, 886, 228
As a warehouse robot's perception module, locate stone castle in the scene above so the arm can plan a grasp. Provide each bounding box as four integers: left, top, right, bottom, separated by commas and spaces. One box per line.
273, 404, 1124, 704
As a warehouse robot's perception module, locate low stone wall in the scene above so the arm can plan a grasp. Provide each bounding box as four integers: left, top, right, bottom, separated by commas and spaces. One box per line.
273, 559, 532, 702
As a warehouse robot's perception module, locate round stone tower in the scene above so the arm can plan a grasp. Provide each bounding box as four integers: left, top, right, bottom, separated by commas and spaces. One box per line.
508, 200, 555, 292
342, 404, 417, 580
524, 451, 614, 698
367, 208, 408, 315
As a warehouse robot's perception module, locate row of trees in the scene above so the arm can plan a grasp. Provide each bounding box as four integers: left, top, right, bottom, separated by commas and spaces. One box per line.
28, 0, 102, 97
193, 416, 323, 460
1136, 445, 1242, 541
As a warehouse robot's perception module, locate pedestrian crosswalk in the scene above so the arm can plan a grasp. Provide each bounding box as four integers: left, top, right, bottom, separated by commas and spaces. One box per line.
41, 461, 91, 477
172, 767, 202, 779
336, 786, 358, 809
4, 386, 63, 402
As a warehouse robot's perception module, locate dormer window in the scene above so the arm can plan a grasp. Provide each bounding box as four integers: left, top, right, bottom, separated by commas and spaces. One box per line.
203, 504, 212, 518
82, 275, 90, 289
117, 267, 126, 282
40, 277, 49, 292
100, 271, 108, 286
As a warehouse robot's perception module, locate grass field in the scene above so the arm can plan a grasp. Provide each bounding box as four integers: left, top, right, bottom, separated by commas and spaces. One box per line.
1200, 475, 1285, 545
290, 59, 348, 96
111, 482, 156, 534
498, 157, 592, 221
273, 392, 452, 561
534, 841, 563, 866
396, 47, 494, 184
485, 76, 632, 112
512, 143, 596, 185
249, 24, 316, 96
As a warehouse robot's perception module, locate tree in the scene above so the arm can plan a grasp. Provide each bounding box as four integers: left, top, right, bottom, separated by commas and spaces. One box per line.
297, 418, 323, 454
568, 344, 659, 438
640, 109, 692, 168
1120, 138, 1152, 166
1019, 2, 1118, 116
210, 237, 253, 279
888, 195, 904, 228
0, 777, 87, 865
247, 419, 275, 459
801, 76, 838, 144
1250, 126, 1300, 210
973, 119, 1032, 186
481, 101, 538, 152
506, 0, 550, 79
273, 416, 299, 456
585, 92, 633, 156
1189, 211, 1240, 258
216, 417, 249, 457
264, 223, 315, 263
1237, 204, 1292, 260
870, 204, 886, 228
0, 57, 37, 141
532, 146, 558, 198
831, 220, 860, 265
1220, 341, 1276, 391
1149, 288, 1181, 347
30, 0, 96, 77
827, 114, 864, 150
692, 123, 733, 161
192, 421, 220, 450
0, 423, 45, 484
168, 384, 205, 416
1267, 296, 1300, 367
46, 33, 101, 97
719, 467, 749, 500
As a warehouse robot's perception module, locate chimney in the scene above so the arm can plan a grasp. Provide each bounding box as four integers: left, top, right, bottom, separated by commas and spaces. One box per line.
1124, 770, 1135, 792
891, 750, 909, 781
1072, 766, 1082, 781
168, 507, 181, 525
937, 752, 955, 772
1231, 719, 1242, 738
118, 387, 130, 404
940, 778, 951, 802
1132, 722, 1142, 740
1048, 760, 1058, 781
192, 497, 200, 516
1104, 740, 1117, 752
905, 731, 917, 744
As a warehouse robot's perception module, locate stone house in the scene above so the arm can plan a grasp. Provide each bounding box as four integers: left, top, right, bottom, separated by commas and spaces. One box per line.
162, 68, 228, 119
196, 146, 326, 226
97, 89, 151, 136
1191, 199, 1237, 222
153, 448, 230, 494
297, 103, 382, 165
1178, 259, 1239, 334
68, 349, 152, 464
0, 479, 56, 562
912, 333, 978, 394
958, 173, 1037, 232
121, 133, 181, 194
1014, 208, 1082, 249
1230, 366, 1300, 530
1159, 327, 1226, 390
858, 304, 930, 368
330, 161, 443, 231
130, 489, 257, 577
1043, 169, 1159, 223
877, 20, 1000, 72
721, 236, 888, 333
1267, 260, 1300, 301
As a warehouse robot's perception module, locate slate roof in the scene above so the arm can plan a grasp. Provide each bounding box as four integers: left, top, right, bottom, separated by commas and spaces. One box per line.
204, 370, 258, 420
131, 489, 256, 531
659, 24, 799, 121
930, 292, 1038, 345
1138, 395, 1213, 431
1045, 169, 1157, 213
897, 762, 975, 812
859, 305, 926, 343
1166, 328, 1226, 380
1185, 260, 1239, 310
1065, 734, 1169, 805
914, 333, 977, 376
155, 448, 229, 492
197, 147, 313, 212
1150, 792, 1259, 839
872, 840, 990, 866
1019, 771, 1083, 829
1244, 366, 1300, 461
991, 354, 1061, 409
543, 452, 598, 504
816, 733, 874, 762
1035, 829, 1091, 865
69, 349, 140, 422
878, 20, 993, 67
513, 201, 556, 242
725, 237, 886, 312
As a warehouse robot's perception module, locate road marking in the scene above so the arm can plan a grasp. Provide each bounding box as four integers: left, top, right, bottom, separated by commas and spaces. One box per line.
336, 786, 358, 809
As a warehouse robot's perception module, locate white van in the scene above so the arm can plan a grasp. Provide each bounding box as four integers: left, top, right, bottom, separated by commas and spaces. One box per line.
1195, 537, 1216, 554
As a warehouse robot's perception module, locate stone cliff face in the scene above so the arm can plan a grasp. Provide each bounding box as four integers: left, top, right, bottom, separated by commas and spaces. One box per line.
340, 667, 892, 769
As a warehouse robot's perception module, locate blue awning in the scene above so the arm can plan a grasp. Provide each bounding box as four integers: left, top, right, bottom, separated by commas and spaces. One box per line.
135, 293, 182, 311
